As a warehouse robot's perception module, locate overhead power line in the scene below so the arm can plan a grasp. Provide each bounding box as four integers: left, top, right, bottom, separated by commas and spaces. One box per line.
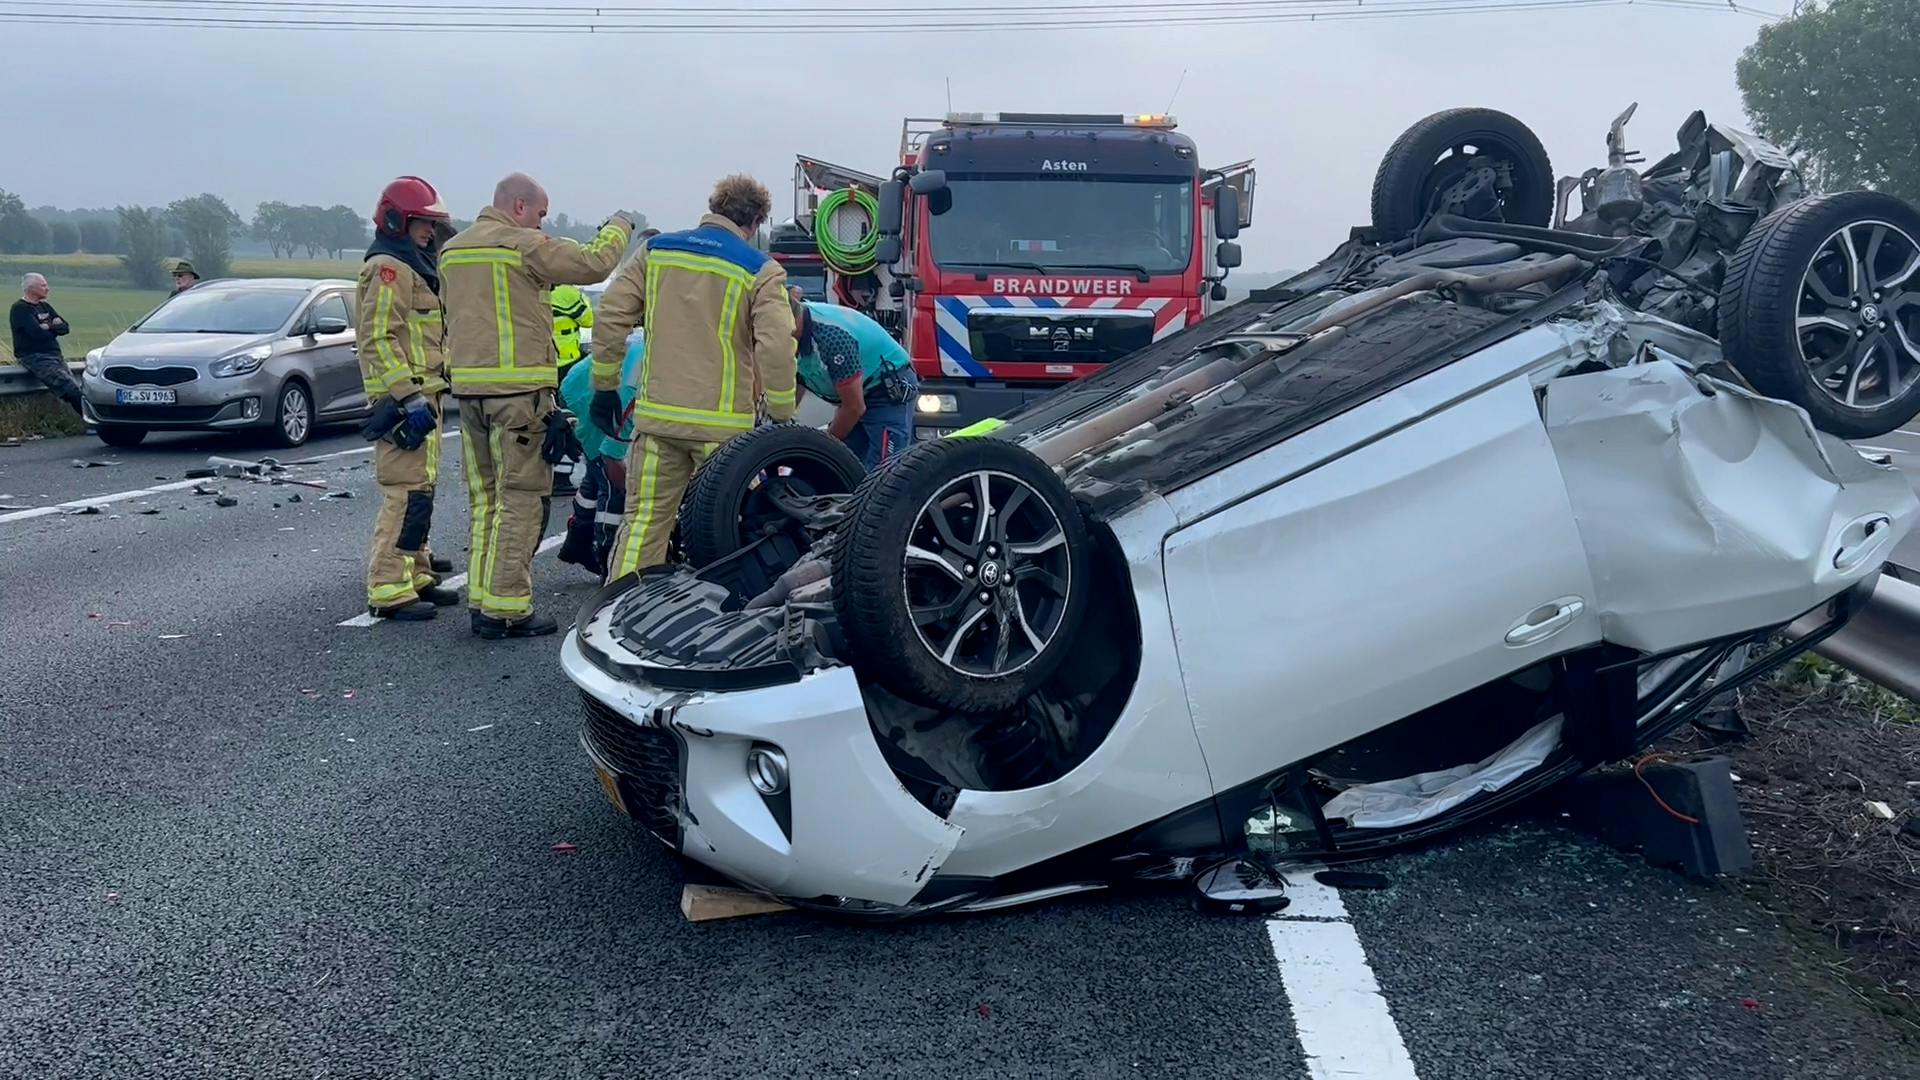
0, 0, 1782, 33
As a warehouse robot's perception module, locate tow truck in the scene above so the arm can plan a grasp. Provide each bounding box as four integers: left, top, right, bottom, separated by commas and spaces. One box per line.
781, 112, 1254, 436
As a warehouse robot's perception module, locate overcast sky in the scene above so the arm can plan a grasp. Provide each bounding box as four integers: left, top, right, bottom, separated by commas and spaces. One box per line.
8, 3, 1772, 270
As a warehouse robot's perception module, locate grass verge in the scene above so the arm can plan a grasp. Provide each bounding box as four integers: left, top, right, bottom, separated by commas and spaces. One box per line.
1661, 655, 1919, 1025
0, 393, 87, 441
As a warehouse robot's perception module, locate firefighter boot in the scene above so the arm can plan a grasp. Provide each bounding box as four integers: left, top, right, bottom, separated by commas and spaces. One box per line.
371, 599, 438, 621
419, 583, 463, 606
557, 496, 599, 573
470, 610, 559, 639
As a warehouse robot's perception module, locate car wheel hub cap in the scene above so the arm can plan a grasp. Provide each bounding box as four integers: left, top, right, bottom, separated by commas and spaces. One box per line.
1795, 220, 1920, 409
902, 469, 1072, 680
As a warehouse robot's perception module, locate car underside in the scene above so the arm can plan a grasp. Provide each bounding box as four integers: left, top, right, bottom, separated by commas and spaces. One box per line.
564, 102, 1920, 916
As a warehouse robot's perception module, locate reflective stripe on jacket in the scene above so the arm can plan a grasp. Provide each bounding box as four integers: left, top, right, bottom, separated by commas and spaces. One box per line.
355, 254, 446, 399
441, 207, 629, 397
590, 214, 797, 442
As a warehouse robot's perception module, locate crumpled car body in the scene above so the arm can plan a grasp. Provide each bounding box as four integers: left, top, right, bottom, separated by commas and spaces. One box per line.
562, 106, 1920, 915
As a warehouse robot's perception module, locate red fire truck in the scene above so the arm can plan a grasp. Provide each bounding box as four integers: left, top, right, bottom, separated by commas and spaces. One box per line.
780, 112, 1254, 436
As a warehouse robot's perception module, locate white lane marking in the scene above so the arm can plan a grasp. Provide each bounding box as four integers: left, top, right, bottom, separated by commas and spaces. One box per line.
0, 477, 210, 524
339, 532, 565, 627
0, 429, 462, 525
1855, 444, 1908, 457
1886, 428, 1920, 441
1269, 869, 1420, 1080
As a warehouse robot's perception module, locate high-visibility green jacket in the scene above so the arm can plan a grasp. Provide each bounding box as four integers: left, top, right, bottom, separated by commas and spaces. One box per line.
440, 207, 629, 397
552, 283, 593, 371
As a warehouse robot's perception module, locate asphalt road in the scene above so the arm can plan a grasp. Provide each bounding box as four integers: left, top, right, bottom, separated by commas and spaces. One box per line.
3, 424, 1918, 1078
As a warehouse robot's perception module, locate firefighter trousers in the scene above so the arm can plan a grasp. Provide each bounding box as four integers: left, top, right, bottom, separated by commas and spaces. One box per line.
365, 408, 442, 610
605, 434, 718, 580
458, 389, 554, 621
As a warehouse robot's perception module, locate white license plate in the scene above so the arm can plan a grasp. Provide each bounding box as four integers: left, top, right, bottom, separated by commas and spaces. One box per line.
115, 388, 176, 405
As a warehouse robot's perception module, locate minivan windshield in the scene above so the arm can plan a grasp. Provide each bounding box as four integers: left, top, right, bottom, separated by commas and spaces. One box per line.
134, 288, 304, 335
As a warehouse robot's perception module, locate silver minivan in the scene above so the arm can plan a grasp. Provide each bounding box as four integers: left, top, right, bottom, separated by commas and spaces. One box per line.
81, 278, 371, 448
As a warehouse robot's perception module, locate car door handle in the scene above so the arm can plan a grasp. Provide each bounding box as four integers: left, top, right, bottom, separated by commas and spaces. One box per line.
1833, 513, 1893, 573
1505, 597, 1585, 648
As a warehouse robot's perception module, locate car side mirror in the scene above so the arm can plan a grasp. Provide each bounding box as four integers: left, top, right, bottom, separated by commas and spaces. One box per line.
1214, 241, 1243, 269
1210, 282, 1229, 302
877, 236, 903, 265
312, 316, 350, 336
877, 180, 905, 239
1213, 186, 1242, 240
908, 170, 948, 196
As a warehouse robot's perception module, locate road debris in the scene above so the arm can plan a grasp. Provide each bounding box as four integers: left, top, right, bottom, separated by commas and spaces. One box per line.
551, 842, 578, 854
1865, 801, 1895, 820
1314, 869, 1391, 891
183, 468, 216, 479
466, 724, 494, 733
158, 634, 186, 640
321, 490, 355, 500
72, 459, 115, 469
138, 508, 160, 515
192, 484, 218, 497
287, 493, 303, 504
64, 505, 101, 516
214, 495, 239, 508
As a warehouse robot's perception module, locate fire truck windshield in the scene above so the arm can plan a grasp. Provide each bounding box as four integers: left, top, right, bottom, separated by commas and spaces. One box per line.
927, 176, 1194, 275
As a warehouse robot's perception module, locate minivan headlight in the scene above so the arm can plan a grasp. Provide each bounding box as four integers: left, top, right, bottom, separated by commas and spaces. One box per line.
210, 345, 273, 378
85, 348, 104, 377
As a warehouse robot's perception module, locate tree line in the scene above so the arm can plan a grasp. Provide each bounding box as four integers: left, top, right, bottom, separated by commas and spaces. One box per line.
1, 190, 649, 290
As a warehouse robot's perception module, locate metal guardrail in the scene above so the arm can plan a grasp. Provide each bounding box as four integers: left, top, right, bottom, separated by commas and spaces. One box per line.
1792, 564, 1920, 700
0, 361, 86, 398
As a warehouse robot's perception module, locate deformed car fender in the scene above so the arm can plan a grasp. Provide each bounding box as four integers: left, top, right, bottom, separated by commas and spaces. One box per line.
1541, 351, 1920, 652
562, 633, 966, 907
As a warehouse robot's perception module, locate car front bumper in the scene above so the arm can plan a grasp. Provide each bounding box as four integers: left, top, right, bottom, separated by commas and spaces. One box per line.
560, 627, 965, 908
81, 371, 273, 429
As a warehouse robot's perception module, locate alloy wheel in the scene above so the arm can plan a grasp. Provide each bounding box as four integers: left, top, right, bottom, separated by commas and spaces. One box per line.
902, 469, 1073, 679
280, 385, 310, 444
1795, 220, 1920, 410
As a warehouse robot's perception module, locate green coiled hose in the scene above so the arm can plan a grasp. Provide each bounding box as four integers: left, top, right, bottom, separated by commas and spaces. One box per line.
815, 187, 880, 275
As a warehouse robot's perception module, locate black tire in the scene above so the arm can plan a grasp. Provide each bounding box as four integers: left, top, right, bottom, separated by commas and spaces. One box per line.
831, 436, 1091, 714
269, 379, 314, 449
676, 424, 866, 567
1370, 107, 1554, 239
1719, 191, 1920, 439
96, 424, 147, 448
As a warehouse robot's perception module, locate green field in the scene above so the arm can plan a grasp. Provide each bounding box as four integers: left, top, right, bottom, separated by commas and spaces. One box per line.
1, 254, 361, 364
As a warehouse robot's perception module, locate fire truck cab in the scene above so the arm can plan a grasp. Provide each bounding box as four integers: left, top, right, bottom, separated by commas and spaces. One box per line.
787, 112, 1253, 436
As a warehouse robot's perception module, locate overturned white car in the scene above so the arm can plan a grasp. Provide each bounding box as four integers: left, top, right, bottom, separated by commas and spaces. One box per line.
563, 104, 1920, 915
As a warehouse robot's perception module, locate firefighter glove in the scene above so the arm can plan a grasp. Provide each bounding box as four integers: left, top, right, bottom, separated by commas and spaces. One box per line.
542, 410, 583, 465
589, 389, 623, 440
400, 394, 435, 437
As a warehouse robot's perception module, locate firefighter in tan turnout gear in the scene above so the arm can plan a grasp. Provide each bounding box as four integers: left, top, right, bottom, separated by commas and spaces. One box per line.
441, 172, 632, 638
356, 175, 460, 621
590, 175, 796, 580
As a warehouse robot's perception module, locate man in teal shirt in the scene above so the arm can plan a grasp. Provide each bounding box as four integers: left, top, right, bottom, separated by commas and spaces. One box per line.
556, 330, 643, 575
790, 290, 918, 468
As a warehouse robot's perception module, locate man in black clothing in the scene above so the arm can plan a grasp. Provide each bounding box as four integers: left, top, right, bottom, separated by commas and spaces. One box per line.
9, 273, 82, 415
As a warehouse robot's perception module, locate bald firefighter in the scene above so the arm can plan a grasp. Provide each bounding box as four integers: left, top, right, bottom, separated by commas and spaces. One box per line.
590, 175, 796, 580
356, 176, 460, 621
440, 172, 631, 638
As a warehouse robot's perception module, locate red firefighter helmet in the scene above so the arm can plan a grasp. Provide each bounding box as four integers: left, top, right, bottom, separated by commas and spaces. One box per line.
373, 176, 451, 237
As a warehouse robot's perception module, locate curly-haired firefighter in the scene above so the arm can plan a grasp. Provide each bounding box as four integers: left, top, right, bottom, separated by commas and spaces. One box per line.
590, 174, 796, 580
